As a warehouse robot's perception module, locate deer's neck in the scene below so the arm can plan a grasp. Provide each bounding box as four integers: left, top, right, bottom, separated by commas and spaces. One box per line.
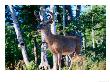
41, 28, 53, 44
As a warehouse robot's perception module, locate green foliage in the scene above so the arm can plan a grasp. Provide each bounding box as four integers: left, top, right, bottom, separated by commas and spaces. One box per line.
25, 61, 38, 70
5, 25, 22, 69
14, 60, 38, 70
5, 5, 106, 70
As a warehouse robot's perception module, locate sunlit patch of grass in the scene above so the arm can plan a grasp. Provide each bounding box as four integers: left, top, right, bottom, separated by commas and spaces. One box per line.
15, 60, 38, 70
25, 61, 38, 70
69, 55, 106, 70
63, 66, 69, 70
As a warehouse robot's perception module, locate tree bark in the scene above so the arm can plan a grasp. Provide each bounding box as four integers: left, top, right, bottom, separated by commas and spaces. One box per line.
50, 5, 56, 34
63, 5, 70, 67
39, 6, 50, 69
8, 5, 29, 66
65, 5, 73, 25
91, 6, 95, 58
76, 5, 81, 19
82, 25, 86, 54
33, 37, 38, 64
50, 5, 57, 69
63, 5, 66, 35
92, 28, 95, 49
91, 6, 95, 49
76, 5, 81, 30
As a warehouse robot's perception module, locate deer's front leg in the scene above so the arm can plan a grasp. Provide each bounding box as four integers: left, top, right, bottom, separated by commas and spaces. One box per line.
52, 54, 58, 70
58, 54, 61, 70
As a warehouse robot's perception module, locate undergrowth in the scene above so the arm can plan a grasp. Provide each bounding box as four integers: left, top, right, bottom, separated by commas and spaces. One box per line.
6, 56, 106, 70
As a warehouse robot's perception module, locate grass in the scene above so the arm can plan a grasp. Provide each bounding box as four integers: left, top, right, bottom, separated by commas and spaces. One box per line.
66, 55, 106, 70
6, 55, 106, 70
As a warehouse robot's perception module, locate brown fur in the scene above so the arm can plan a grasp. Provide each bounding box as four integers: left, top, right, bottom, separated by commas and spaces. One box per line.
35, 11, 81, 69
40, 26, 81, 69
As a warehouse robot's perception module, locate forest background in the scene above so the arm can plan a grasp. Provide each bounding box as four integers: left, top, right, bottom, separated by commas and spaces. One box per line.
5, 5, 106, 70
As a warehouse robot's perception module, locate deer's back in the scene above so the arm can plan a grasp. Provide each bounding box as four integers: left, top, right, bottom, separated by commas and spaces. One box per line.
47, 35, 80, 55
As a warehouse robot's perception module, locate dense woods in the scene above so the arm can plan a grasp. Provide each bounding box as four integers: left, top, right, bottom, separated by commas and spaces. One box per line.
5, 5, 106, 70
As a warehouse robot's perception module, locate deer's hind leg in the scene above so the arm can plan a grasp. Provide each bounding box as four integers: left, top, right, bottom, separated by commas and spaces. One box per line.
68, 52, 76, 70
68, 56, 73, 70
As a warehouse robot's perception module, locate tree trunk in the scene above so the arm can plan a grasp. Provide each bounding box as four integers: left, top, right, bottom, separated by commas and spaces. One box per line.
39, 6, 50, 70
63, 5, 70, 67
50, 5, 56, 34
92, 28, 95, 49
76, 5, 81, 19
8, 5, 29, 66
63, 5, 66, 35
50, 5, 57, 69
65, 5, 73, 25
91, 6, 95, 58
91, 6, 95, 49
82, 25, 86, 54
33, 37, 38, 64
76, 5, 81, 30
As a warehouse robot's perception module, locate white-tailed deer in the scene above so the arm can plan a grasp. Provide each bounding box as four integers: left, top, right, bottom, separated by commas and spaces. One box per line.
34, 10, 82, 70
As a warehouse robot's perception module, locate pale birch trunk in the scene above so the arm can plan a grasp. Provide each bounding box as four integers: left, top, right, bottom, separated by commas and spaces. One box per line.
8, 5, 29, 66
92, 28, 95, 49
39, 6, 50, 69
82, 25, 86, 54
91, 6, 95, 49
50, 5, 57, 69
91, 6, 95, 57
33, 37, 38, 64
50, 5, 56, 34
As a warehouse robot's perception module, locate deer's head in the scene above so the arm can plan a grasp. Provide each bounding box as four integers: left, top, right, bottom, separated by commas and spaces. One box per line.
34, 10, 53, 32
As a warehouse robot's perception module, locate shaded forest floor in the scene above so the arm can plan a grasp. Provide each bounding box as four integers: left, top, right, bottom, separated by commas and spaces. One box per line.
5, 55, 106, 70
